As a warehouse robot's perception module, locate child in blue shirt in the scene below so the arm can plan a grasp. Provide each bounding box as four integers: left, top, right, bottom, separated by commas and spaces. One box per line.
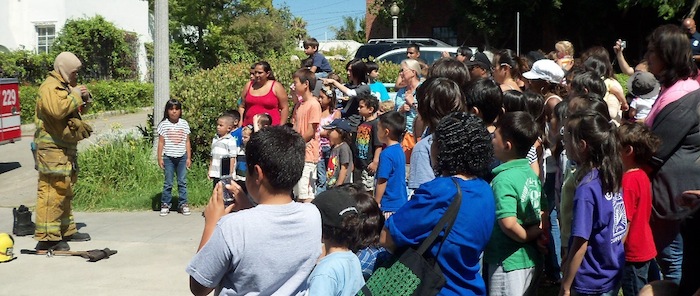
225, 110, 243, 147
304, 38, 332, 78
366, 61, 390, 102
308, 189, 365, 295
374, 111, 407, 216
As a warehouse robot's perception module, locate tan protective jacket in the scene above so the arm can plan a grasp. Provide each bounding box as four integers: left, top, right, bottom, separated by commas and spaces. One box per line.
34, 71, 92, 175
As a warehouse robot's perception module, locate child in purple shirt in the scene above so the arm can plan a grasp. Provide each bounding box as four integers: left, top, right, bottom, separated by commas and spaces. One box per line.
561, 110, 627, 296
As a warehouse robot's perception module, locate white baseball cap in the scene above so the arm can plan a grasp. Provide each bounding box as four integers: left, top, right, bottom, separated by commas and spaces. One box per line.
522, 59, 565, 84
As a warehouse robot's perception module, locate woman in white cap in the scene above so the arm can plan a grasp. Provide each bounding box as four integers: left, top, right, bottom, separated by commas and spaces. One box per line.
522, 59, 565, 126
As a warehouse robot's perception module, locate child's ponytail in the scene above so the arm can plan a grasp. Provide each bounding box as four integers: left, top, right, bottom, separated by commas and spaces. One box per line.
568, 110, 623, 193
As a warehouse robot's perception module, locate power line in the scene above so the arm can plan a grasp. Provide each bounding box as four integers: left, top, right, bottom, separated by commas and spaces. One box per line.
301, 10, 365, 16
292, 1, 348, 14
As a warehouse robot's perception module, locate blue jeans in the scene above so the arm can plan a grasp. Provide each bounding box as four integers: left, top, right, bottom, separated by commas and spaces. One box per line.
544, 173, 562, 280
162, 155, 188, 207
315, 146, 331, 195
546, 208, 562, 280
572, 286, 620, 296
622, 260, 651, 296
654, 232, 683, 284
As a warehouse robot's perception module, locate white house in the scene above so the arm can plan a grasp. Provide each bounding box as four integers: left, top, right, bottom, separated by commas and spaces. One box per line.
0, 0, 151, 80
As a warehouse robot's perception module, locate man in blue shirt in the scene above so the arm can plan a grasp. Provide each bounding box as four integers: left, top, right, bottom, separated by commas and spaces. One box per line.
683, 18, 700, 66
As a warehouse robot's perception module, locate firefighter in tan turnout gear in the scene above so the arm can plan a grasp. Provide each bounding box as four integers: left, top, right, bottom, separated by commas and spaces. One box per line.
33, 52, 94, 251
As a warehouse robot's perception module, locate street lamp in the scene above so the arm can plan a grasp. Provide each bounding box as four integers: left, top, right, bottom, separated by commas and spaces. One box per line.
390, 2, 400, 39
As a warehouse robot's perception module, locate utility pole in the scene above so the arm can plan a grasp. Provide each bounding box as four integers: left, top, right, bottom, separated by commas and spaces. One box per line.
153, 0, 169, 155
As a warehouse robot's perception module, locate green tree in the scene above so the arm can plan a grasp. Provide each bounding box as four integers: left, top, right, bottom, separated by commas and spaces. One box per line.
151, 0, 306, 69
331, 16, 366, 43
616, 0, 688, 20
52, 15, 137, 80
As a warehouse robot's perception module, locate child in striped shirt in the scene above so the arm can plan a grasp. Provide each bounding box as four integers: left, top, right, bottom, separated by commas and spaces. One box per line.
157, 99, 192, 216
208, 114, 238, 187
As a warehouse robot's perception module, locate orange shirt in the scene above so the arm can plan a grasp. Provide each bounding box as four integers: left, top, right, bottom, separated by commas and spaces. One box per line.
294, 98, 321, 163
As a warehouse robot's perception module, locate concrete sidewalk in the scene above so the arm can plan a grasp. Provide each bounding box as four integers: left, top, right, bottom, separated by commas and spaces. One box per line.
0, 207, 204, 296
0, 109, 206, 295
0, 108, 152, 208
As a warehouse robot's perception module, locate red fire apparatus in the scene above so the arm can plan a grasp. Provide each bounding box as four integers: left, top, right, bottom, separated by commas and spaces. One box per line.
0, 78, 21, 145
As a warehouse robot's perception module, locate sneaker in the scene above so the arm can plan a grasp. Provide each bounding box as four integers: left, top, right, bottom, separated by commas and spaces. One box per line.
179, 203, 191, 216
64, 232, 91, 242
35, 240, 70, 251
160, 203, 170, 216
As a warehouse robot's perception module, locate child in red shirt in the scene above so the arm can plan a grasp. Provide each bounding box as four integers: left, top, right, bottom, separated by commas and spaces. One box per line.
618, 122, 661, 296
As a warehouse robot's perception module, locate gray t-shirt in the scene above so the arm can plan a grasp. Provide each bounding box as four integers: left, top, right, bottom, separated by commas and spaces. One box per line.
327, 143, 354, 187
186, 202, 322, 295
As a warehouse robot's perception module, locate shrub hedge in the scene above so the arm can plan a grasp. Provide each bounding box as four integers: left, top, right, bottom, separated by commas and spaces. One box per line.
172, 57, 401, 161
19, 81, 154, 123
17, 55, 401, 162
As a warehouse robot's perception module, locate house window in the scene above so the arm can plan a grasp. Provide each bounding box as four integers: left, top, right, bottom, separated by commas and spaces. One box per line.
36, 25, 56, 54
432, 27, 457, 46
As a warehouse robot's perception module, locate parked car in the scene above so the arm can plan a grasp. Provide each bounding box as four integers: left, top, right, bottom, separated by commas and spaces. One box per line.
375, 46, 459, 65
354, 38, 453, 61
367, 38, 451, 47
354, 43, 413, 61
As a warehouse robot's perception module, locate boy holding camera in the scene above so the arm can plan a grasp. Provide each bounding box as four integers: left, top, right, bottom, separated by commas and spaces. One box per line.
187, 126, 322, 295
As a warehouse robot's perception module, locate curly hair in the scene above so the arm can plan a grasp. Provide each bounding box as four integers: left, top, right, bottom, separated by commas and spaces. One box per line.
433, 112, 494, 178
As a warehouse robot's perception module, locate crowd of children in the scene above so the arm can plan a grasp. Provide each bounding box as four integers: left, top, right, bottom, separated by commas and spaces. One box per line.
168, 33, 700, 296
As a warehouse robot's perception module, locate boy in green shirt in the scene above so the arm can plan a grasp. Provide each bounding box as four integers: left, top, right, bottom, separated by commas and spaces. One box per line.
484, 111, 543, 296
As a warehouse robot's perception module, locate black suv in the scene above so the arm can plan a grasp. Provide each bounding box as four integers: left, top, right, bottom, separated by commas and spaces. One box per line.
354, 43, 413, 61
353, 38, 451, 61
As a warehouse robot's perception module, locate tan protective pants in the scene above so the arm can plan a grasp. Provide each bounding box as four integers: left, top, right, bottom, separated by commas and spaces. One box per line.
34, 172, 78, 241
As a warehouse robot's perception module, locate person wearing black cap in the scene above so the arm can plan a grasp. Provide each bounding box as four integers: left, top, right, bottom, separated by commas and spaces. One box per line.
308, 189, 365, 295
626, 71, 659, 123
323, 119, 354, 188
466, 52, 492, 80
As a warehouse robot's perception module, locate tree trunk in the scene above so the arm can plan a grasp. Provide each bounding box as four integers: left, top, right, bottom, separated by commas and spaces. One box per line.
686, 0, 700, 19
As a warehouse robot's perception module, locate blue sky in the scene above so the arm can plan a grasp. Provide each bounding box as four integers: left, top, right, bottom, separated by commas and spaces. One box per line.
272, 0, 367, 41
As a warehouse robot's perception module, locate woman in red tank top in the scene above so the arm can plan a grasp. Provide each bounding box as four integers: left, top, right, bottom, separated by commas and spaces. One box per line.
238, 61, 289, 126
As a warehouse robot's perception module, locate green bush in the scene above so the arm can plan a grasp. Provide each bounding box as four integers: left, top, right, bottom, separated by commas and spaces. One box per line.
615, 73, 630, 94
52, 15, 138, 81
73, 135, 211, 211
172, 57, 403, 161
172, 56, 299, 161
0, 50, 55, 84
19, 81, 154, 123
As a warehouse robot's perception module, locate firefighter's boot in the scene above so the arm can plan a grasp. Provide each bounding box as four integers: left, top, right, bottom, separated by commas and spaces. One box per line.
13, 205, 35, 236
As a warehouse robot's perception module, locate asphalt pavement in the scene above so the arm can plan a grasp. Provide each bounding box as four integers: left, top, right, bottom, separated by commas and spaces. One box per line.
0, 109, 204, 296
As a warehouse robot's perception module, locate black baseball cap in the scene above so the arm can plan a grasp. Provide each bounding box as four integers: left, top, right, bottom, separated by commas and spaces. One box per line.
312, 189, 358, 228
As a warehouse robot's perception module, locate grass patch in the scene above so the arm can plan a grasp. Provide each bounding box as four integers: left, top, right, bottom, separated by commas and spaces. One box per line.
73, 135, 212, 211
